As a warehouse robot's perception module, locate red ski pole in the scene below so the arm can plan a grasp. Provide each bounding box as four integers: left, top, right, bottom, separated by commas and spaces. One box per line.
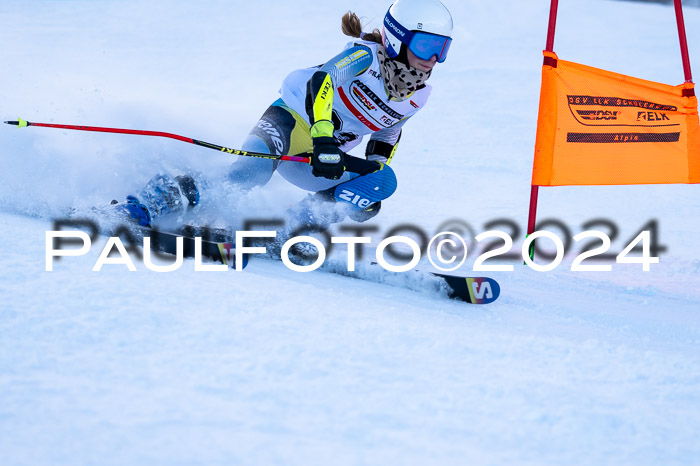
4, 118, 311, 163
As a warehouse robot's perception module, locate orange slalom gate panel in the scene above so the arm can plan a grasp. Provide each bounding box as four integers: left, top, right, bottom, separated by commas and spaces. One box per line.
532, 51, 700, 186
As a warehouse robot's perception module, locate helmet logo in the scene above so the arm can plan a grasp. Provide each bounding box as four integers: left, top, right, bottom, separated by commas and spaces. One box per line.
384, 15, 406, 38
417, 23, 423, 30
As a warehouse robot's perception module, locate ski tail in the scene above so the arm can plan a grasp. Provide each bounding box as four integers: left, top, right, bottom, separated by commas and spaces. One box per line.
432, 274, 501, 304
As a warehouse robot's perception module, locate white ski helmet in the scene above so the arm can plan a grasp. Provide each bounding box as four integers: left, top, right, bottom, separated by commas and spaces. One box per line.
382, 0, 453, 63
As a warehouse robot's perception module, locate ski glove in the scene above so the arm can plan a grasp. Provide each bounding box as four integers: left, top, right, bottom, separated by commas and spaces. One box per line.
311, 136, 345, 180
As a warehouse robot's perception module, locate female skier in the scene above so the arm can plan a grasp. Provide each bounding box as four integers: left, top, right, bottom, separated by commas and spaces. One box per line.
118, 0, 453, 234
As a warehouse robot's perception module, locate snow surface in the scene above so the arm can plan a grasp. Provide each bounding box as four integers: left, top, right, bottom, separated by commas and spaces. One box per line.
1, 0, 700, 464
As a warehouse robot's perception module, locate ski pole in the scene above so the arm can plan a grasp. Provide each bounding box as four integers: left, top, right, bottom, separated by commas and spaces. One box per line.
4, 118, 311, 163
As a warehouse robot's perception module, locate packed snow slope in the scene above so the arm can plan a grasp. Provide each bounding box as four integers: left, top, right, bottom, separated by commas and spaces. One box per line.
1, 0, 699, 465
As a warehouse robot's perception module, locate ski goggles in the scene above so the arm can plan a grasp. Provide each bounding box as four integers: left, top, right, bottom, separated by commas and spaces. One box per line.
384, 11, 452, 63
408, 31, 452, 63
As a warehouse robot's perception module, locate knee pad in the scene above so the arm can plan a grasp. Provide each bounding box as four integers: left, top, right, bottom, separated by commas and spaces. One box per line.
333, 164, 397, 209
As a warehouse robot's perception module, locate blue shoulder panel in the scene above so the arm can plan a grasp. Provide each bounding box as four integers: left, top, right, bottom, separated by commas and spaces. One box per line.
320, 45, 374, 87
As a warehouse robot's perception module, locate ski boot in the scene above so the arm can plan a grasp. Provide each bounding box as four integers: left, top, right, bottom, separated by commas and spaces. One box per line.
261, 190, 347, 260
282, 190, 348, 236
113, 174, 199, 227
348, 201, 381, 223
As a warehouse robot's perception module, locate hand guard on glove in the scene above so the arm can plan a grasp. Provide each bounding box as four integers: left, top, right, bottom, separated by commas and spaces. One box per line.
311, 136, 345, 180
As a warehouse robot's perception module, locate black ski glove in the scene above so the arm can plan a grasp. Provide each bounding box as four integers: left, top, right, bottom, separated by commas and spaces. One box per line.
311, 136, 345, 180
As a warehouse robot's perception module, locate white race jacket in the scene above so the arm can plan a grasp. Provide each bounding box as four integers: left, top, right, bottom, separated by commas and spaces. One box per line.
279, 40, 432, 153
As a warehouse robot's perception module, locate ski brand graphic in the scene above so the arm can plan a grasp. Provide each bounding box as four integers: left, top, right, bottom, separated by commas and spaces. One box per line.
471, 280, 493, 300
435, 276, 500, 304
465, 277, 500, 304
352, 87, 376, 112
338, 189, 372, 208
568, 94, 679, 127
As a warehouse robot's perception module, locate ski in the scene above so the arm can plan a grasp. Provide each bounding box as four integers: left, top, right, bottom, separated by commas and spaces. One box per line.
133, 225, 248, 270
53, 217, 500, 304
431, 274, 500, 304
137, 224, 500, 305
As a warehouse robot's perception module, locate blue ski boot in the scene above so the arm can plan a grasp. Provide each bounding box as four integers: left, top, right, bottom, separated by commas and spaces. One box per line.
113, 174, 199, 226
114, 195, 151, 226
